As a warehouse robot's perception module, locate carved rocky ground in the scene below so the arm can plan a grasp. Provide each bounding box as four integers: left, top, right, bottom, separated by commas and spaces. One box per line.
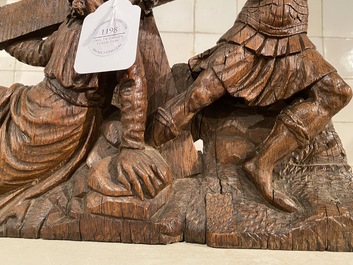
196, 100, 353, 251
1, 97, 352, 251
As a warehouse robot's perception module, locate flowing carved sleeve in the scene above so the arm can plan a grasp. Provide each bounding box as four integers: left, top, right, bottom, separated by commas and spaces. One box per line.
5, 29, 58, 67
119, 49, 147, 150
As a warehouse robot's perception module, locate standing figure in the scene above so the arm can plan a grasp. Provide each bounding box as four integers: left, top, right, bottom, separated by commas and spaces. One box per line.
0, 0, 170, 208
148, 0, 352, 212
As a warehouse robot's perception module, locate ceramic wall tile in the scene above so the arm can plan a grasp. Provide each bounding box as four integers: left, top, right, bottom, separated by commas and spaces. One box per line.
14, 60, 44, 72
14, 71, 44, 85
333, 98, 353, 124
195, 0, 236, 34
0, 50, 15, 71
324, 38, 353, 79
159, 32, 194, 66
154, 0, 194, 33
323, 0, 353, 38
0, 71, 14, 87
194, 33, 221, 54
237, 0, 247, 11
308, 0, 322, 37
333, 122, 353, 167
309, 37, 324, 55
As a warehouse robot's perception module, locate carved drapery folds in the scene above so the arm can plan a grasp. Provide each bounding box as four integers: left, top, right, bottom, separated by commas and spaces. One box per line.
0, 0, 352, 251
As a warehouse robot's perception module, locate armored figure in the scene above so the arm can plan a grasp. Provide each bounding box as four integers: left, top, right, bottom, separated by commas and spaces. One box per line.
148, 0, 352, 212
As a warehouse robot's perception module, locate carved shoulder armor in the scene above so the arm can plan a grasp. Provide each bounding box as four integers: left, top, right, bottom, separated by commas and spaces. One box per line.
237, 0, 308, 37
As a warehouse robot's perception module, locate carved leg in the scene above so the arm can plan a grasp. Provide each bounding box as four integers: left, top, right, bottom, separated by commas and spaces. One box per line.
147, 69, 227, 146
243, 122, 300, 212
244, 72, 352, 212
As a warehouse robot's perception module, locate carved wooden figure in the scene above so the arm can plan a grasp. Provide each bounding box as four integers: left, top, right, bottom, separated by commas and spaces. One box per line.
0, 0, 174, 222
0, 0, 352, 252
147, 0, 352, 213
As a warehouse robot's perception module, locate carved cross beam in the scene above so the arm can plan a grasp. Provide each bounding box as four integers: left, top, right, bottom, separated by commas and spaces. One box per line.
0, 0, 70, 49
0, 0, 178, 49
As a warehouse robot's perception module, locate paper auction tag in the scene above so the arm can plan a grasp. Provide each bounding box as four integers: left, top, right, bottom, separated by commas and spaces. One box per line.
74, 0, 141, 74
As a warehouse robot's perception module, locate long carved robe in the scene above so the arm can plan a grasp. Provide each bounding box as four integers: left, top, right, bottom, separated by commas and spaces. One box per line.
189, 0, 336, 106
0, 10, 175, 209
0, 19, 105, 198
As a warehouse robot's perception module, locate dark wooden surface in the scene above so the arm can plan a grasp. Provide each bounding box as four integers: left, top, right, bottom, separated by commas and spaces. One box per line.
0, 0, 69, 49
0, 0, 353, 252
1, 99, 352, 251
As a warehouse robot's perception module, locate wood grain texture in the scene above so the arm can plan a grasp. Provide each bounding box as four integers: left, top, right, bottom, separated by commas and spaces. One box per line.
2, 101, 353, 251
197, 101, 353, 250
0, 0, 69, 49
0, 0, 353, 252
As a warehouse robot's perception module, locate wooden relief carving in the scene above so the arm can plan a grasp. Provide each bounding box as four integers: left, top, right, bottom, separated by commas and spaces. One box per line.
0, 0, 352, 251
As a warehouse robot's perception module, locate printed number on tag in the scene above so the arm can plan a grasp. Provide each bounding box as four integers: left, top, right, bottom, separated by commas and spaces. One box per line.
74, 0, 141, 74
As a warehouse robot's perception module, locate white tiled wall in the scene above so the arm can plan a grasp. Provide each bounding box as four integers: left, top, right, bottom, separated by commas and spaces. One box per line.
1, 0, 352, 166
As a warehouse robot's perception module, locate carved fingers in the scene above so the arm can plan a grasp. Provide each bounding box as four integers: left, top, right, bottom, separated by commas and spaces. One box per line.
88, 156, 134, 197
115, 147, 171, 200
88, 146, 172, 200
155, 107, 180, 136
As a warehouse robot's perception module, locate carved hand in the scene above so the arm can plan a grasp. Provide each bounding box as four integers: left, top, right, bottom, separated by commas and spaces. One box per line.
88, 146, 172, 200
113, 147, 171, 200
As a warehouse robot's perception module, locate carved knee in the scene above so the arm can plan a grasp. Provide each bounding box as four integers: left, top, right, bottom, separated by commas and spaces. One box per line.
187, 69, 226, 113
313, 72, 352, 114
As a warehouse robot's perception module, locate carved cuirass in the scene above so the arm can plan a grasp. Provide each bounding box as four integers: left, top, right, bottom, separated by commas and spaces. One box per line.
237, 0, 308, 37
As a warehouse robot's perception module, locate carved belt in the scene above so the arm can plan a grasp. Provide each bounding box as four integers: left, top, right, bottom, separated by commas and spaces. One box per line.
46, 78, 102, 108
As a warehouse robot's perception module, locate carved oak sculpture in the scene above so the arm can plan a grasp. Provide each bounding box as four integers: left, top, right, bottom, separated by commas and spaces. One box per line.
0, 0, 352, 252
0, 0, 173, 220
147, 0, 352, 212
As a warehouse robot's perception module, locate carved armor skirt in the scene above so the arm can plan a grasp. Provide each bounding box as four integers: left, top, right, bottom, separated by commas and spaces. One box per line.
189, 41, 336, 107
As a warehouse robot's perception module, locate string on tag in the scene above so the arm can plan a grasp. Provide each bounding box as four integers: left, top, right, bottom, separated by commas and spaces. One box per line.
75, 0, 141, 73
110, 0, 119, 28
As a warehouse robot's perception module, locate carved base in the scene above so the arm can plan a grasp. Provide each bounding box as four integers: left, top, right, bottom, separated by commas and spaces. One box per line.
1, 168, 353, 251
1, 100, 352, 251
204, 169, 353, 251
85, 186, 173, 221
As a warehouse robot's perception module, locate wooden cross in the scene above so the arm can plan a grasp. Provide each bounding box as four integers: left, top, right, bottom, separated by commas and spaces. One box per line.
0, 0, 69, 49
0, 0, 177, 49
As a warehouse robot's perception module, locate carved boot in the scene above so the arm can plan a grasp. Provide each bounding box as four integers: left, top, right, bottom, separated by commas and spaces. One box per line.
147, 69, 227, 147
243, 72, 353, 212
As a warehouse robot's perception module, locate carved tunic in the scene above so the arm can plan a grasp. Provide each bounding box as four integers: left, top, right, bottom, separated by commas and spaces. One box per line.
189, 0, 336, 106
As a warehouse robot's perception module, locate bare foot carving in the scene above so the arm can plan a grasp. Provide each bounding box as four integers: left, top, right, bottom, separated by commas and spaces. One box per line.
88, 146, 172, 200
243, 158, 299, 213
